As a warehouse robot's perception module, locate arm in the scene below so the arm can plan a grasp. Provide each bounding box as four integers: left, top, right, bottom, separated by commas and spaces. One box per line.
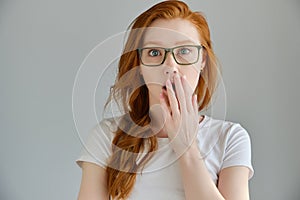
218, 166, 250, 200
77, 161, 109, 200
178, 145, 250, 200
179, 146, 224, 200
160, 74, 251, 199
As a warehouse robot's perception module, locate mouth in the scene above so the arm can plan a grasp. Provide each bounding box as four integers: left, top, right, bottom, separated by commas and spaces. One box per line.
162, 83, 176, 94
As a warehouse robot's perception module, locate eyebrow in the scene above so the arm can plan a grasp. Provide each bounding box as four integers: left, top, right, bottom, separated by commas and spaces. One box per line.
143, 40, 200, 47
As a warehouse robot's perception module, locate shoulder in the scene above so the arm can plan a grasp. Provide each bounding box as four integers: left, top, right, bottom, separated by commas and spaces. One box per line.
199, 115, 254, 178
201, 115, 250, 140
198, 115, 252, 157
76, 117, 121, 168
89, 116, 120, 140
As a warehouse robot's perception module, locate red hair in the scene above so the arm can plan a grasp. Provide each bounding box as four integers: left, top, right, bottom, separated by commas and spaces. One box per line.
105, 1, 220, 199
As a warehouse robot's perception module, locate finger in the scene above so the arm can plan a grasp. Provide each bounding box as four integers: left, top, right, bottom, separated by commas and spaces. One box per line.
181, 75, 194, 113
174, 74, 187, 114
159, 92, 171, 119
162, 88, 172, 114
166, 79, 180, 119
192, 94, 198, 115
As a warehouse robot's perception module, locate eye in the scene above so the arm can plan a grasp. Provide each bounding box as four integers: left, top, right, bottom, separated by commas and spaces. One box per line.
178, 47, 191, 55
148, 49, 161, 57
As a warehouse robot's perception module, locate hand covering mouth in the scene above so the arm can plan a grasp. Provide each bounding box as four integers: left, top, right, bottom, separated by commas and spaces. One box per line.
162, 82, 177, 97
162, 82, 176, 92
161, 82, 180, 110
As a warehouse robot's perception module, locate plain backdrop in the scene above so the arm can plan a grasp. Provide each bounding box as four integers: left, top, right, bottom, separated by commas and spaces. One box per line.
1, 0, 300, 199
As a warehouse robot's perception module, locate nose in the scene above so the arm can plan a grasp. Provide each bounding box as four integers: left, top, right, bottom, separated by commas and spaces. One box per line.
163, 52, 179, 77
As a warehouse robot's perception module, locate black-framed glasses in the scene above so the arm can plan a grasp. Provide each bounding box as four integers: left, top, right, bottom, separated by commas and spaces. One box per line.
137, 45, 203, 67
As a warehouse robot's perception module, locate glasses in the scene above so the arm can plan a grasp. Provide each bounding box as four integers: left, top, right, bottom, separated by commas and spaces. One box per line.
137, 45, 203, 67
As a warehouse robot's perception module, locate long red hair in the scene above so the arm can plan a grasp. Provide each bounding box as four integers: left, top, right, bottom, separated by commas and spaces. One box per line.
105, 1, 220, 199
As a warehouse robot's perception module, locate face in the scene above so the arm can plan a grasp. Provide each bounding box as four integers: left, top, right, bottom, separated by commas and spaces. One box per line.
140, 18, 206, 106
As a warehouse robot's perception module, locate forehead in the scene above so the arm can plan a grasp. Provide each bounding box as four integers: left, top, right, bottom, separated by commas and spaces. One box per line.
143, 18, 201, 46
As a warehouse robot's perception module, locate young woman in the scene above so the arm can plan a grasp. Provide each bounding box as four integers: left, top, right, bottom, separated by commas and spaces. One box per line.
76, 1, 254, 199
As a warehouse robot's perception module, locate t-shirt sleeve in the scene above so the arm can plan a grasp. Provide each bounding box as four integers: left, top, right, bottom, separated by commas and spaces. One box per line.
76, 120, 113, 169
221, 123, 254, 179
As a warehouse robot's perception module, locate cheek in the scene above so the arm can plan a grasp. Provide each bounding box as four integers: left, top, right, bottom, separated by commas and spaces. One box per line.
182, 67, 201, 90
140, 67, 165, 88
189, 73, 200, 90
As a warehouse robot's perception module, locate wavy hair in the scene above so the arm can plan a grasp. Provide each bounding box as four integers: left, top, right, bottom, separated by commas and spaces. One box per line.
105, 1, 220, 199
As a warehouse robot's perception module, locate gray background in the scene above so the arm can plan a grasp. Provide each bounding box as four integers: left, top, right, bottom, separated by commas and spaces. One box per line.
1, 0, 300, 199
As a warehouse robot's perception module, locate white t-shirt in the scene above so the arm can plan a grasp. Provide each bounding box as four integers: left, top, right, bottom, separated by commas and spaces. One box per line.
76, 115, 254, 200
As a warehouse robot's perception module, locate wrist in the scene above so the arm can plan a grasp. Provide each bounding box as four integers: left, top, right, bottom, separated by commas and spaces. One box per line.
180, 143, 202, 160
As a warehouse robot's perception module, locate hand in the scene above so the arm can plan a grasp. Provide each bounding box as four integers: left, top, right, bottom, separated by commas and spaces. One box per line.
160, 74, 200, 156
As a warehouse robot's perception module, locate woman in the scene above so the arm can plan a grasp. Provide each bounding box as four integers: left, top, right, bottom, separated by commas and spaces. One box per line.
76, 1, 254, 199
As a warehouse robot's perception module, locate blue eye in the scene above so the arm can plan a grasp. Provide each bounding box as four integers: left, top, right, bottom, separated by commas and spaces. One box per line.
179, 48, 191, 55
148, 49, 161, 57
